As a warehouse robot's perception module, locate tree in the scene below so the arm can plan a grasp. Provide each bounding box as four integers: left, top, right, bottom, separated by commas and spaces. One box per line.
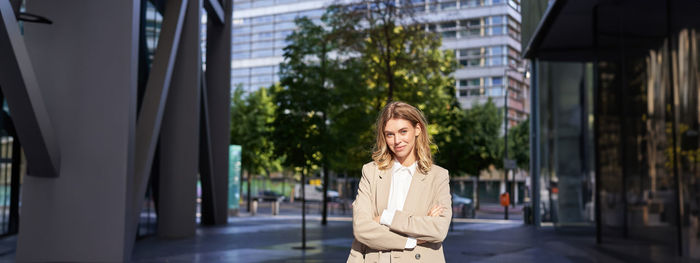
325, 1, 458, 161
230, 85, 280, 212
508, 118, 530, 170
271, 16, 337, 243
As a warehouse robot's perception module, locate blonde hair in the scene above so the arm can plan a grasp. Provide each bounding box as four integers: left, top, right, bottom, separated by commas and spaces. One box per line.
372, 101, 433, 174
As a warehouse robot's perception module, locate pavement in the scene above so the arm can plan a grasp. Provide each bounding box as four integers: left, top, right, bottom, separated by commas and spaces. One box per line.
0, 201, 697, 262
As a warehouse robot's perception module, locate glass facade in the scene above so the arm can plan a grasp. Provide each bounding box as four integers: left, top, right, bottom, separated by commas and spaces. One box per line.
232, 0, 526, 108
534, 27, 700, 259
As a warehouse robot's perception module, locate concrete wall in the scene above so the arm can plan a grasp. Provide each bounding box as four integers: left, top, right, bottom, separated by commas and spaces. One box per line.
16, 1, 139, 261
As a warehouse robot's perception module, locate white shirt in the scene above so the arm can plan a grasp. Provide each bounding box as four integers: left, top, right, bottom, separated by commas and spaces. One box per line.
379, 160, 417, 249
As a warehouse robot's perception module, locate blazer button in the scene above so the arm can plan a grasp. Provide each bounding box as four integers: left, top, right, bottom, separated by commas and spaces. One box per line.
415, 253, 421, 260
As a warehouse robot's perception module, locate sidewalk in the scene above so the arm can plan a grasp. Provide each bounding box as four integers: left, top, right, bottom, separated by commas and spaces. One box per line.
128, 215, 699, 263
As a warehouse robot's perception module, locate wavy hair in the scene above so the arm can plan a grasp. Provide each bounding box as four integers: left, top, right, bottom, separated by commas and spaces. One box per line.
371, 101, 433, 174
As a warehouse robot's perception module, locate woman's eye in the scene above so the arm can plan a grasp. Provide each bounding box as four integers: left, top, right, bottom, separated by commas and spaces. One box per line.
400, 130, 407, 134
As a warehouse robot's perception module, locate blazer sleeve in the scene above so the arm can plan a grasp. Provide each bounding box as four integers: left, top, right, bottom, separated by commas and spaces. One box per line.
352, 164, 410, 251
387, 171, 452, 243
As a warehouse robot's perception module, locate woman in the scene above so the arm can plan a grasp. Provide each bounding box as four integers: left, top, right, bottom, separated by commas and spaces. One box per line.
347, 101, 452, 263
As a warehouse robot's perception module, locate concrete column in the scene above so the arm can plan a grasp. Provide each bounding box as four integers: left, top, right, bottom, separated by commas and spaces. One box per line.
17, 1, 139, 261
157, 0, 201, 238
202, 0, 232, 225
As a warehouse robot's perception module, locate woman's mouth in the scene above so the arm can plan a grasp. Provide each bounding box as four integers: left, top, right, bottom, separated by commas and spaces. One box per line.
395, 145, 405, 152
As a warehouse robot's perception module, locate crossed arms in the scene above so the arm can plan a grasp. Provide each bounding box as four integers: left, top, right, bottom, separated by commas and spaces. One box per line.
351, 164, 452, 251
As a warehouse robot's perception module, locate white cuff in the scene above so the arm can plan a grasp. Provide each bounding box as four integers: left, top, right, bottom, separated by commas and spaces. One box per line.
405, 237, 417, 249
380, 209, 396, 226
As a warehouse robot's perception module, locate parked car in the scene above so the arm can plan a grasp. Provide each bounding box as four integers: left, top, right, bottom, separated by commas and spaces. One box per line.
452, 194, 475, 218
294, 184, 339, 202
254, 190, 285, 202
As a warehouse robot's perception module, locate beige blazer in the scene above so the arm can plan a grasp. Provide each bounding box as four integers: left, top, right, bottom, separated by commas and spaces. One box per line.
347, 161, 452, 263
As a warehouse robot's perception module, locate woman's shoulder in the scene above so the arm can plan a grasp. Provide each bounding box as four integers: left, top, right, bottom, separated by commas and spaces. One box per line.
361, 161, 379, 177
428, 164, 449, 178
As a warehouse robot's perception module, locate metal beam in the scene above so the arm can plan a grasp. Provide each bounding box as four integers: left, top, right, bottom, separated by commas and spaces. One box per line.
0, 0, 60, 177
199, 76, 218, 224
131, 0, 188, 239
204, 0, 224, 25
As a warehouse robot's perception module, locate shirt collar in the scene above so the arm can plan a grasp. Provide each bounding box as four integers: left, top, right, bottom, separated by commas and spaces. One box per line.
392, 160, 417, 176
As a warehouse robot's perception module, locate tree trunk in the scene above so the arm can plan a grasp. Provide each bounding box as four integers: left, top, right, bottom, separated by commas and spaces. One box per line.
246, 171, 252, 212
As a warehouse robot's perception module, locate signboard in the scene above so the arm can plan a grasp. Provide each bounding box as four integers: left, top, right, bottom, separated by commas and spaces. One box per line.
228, 145, 242, 210
504, 158, 517, 170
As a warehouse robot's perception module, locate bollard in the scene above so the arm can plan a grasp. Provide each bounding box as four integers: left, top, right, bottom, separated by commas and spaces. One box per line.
251, 200, 258, 216
272, 200, 280, 215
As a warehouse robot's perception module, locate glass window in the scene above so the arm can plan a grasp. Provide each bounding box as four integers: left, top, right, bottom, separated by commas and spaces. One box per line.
488, 56, 504, 66
252, 32, 274, 41
252, 15, 273, 24
251, 66, 274, 75
467, 58, 482, 66
442, 31, 456, 38
252, 0, 274, 8
232, 52, 250, 59
251, 49, 273, 57
253, 41, 274, 50
275, 30, 293, 40
491, 15, 504, 25
233, 2, 251, 9
468, 88, 484, 96
233, 43, 250, 52
490, 46, 504, 55
491, 26, 504, 35
489, 87, 503, 96
459, 90, 467, 97
252, 23, 274, 33
276, 21, 296, 31
463, 18, 481, 27
232, 68, 249, 76
440, 21, 457, 29
460, 48, 482, 57
467, 78, 480, 86
232, 76, 249, 84
460, 0, 482, 7
233, 35, 251, 43
253, 75, 273, 83
233, 26, 251, 35
275, 12, 298, 22
298, 9, 323, 18
491, 76, 503, 85
461, 28, 482, 37
232, 18, 249, 26
440, 1, 457, 10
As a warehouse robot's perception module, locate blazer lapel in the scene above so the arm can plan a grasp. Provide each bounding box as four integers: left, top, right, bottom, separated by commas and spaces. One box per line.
402, 169, 428, 214
376, 168, 391, 214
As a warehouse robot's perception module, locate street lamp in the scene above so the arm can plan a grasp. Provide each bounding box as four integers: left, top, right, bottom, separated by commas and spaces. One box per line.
503, 65, 526, 220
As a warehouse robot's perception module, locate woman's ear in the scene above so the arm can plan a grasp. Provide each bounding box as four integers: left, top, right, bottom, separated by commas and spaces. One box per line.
415, 124, 421, 137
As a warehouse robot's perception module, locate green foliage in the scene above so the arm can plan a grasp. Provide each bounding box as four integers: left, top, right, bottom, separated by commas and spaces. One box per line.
461, 99, 503, 175
266, 2, 509, 178
508, 118, 530, 170
271, 17, 334, 173
325, 1, 459, 175
230, 85, 281, 176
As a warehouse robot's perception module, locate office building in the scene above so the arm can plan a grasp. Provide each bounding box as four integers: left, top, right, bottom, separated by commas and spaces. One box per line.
232, 0, 528, 127
524, 0, 700, 259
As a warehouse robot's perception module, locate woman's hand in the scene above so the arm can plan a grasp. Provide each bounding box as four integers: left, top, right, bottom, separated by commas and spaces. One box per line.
427, 205, 445, 217
417, 205, 445, 244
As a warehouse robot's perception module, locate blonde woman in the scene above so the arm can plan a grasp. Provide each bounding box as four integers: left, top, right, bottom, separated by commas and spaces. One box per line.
347, 101, 452, 263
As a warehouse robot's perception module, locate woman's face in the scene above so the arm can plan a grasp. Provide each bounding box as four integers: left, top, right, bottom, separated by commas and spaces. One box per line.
384, 118, 421, 164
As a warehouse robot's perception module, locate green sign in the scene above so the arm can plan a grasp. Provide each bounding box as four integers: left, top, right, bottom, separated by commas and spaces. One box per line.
229, 145, 242, 210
